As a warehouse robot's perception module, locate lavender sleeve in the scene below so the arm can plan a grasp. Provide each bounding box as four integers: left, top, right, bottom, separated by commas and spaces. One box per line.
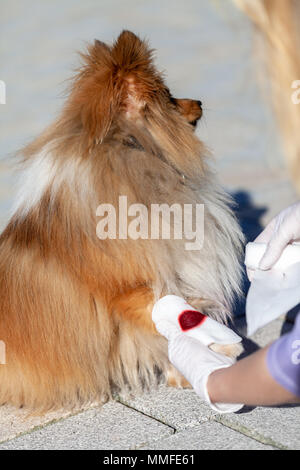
267, 313, 300, 398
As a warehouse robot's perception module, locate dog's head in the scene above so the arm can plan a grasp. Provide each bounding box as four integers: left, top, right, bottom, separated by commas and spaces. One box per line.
68, 31, 201, 140
59, 31, 206, 177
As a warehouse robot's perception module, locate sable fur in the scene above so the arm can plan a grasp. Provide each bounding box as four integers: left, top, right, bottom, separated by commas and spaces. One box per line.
0, 31, 244, 410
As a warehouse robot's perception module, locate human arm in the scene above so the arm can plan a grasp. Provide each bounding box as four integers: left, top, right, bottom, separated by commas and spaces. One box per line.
207, 345, 300, 407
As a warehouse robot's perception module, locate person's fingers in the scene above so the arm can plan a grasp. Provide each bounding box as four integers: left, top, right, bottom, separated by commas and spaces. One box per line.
252, 203, 300, 270
254, 218, 276, 244
259, 233, 289, 270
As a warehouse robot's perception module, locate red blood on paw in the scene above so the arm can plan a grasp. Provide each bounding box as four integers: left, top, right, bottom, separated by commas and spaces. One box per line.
179, 310, 206, 331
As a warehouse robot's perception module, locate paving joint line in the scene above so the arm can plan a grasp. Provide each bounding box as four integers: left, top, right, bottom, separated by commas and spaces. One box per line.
116, 398, 177, 434
212, 415, 289, 450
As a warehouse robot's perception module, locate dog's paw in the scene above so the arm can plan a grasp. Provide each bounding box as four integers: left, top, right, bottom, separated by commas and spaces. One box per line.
166, 365, 191, 389
209, 342, 243, 359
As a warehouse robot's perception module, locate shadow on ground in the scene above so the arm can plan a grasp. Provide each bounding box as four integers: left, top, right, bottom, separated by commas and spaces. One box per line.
231, 189, 266, 319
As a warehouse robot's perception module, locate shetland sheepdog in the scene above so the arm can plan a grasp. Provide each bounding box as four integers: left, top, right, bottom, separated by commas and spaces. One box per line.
0, 31, 243, 410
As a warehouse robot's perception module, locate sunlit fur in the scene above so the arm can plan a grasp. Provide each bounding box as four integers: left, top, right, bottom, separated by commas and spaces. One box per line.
0, 31, 244, 411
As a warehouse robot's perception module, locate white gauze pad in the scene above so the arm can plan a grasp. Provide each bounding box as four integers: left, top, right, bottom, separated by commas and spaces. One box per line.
245, 242, 300, 271
152, 295, 242, 346
245, 242, 300, 336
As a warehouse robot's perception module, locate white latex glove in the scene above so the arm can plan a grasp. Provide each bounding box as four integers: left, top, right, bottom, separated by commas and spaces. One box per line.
256, 202, 300, 269
247, 201, 300, 280
168, 334, 244, 413
152, 296, 243, 413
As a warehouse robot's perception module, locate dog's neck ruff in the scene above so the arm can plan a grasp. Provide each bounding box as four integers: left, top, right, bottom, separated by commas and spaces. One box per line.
123, 135, 186, 182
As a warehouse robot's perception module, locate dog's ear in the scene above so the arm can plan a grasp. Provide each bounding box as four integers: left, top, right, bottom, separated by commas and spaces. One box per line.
111, 30, 159, 119
72, 39, 116, 150
94, 39, 110, 52
111, 30, 153, 70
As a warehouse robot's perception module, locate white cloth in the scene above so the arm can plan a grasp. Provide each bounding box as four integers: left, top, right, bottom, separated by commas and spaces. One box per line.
245, 242, 300, 335
152, 295, 242, 346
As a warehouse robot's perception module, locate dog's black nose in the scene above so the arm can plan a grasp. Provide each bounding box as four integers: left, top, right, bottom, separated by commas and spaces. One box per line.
197, 100, 202, 107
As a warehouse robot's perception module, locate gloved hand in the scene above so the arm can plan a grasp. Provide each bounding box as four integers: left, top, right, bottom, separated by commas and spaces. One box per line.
247, 202, 300, 280
168, 334, 244, 413
152, 296, 243, 413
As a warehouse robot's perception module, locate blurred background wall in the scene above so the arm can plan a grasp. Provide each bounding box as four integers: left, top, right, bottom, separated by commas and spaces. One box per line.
0, 0, 298, 233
